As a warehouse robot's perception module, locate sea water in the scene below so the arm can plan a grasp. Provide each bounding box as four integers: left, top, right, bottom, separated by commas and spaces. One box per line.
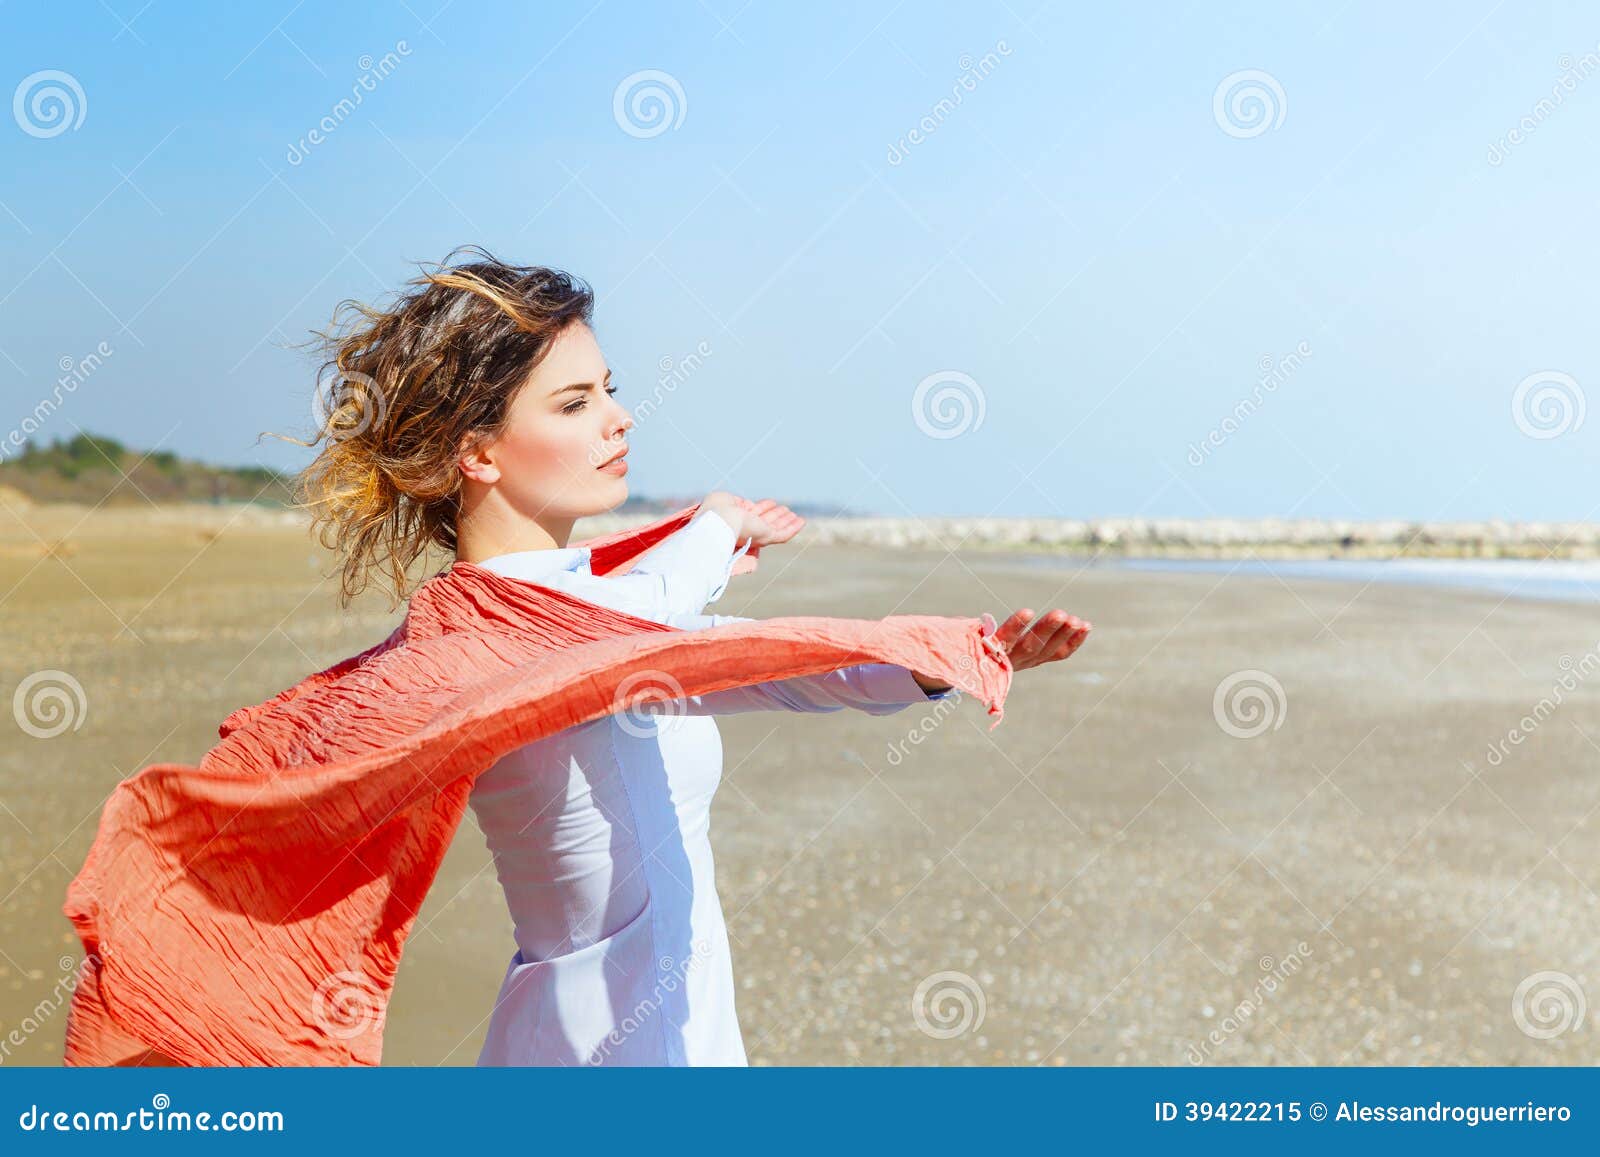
1102, 558, 1600, 604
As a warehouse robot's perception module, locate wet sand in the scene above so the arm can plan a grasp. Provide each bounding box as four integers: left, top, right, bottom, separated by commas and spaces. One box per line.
1, 506, 1597, 1065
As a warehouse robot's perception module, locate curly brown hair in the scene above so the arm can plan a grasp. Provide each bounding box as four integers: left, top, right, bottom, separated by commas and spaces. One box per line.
267, 245, 595, 610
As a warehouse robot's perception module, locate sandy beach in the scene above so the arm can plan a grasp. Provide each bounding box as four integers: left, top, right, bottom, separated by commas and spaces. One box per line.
2, 505, 1596, 1066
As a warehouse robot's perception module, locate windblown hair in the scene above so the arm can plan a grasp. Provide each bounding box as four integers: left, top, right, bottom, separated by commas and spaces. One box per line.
268, 245, 594, 610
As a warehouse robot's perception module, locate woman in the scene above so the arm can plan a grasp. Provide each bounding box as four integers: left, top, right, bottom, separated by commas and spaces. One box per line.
292, 246, 1092, 1066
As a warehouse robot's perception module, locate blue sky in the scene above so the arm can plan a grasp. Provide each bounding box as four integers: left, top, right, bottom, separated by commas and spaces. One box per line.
2, 1, 1596, 520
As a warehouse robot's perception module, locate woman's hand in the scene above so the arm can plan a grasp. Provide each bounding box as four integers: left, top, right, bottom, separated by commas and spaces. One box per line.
702, 492, 806, 558
990, 608, 1092, 672
910, 608, 1093, 694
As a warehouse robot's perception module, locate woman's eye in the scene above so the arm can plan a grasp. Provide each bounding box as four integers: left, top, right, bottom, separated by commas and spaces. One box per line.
563, 384, 618, 415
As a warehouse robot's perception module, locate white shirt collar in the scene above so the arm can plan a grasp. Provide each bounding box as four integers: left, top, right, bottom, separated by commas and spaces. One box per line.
474, 545, 593, 581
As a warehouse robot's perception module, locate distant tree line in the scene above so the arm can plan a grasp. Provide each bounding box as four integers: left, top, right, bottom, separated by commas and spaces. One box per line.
0, 433, 291, 505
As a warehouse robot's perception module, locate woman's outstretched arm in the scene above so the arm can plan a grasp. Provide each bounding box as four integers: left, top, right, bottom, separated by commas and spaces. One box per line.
589, 491, 804, 621
616, 502, 751, 615
649, 611, 957, 717
650, 605, 1094, 716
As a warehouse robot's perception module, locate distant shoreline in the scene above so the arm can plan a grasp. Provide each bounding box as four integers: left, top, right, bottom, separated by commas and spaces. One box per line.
604, 513, 1600, 561
3, 500, 1597, 560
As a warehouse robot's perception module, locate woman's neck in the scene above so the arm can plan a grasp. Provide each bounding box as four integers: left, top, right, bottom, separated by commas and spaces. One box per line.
454, 506, 576, 564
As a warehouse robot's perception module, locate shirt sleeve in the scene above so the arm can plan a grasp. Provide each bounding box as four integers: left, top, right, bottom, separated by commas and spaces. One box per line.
619, 506, 751, 616
537, 507, 750, 623
652, 612, 959, 717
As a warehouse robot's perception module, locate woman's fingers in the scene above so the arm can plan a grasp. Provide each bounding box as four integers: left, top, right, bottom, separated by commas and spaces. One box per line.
1050, 624, 1090, 663
723, 497, 805, 547
1012, 611, 1065, 666
999, 608, 1092, 670
993, 608, 1036, 650
753, 500, 805, 544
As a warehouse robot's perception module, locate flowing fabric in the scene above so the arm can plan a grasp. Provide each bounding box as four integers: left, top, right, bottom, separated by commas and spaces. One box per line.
60, 502, 1013, 1066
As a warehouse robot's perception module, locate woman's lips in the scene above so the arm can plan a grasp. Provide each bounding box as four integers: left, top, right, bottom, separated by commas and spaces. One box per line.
597, 452, 629, 475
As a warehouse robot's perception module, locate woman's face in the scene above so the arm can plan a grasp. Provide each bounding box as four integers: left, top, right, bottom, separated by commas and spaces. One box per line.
459, 322, 633, 523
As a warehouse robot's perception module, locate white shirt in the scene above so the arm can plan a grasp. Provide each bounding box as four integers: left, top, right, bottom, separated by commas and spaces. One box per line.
466, 507, 953, 1066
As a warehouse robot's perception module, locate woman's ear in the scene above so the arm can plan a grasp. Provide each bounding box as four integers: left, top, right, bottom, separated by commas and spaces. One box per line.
456, 430, 500, 485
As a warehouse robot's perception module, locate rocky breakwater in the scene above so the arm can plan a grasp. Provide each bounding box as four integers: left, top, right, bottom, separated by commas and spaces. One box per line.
577, 513, 1600, 560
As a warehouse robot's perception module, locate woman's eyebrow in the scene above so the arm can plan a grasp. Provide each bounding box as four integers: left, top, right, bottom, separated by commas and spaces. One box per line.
549, 369, 613, 398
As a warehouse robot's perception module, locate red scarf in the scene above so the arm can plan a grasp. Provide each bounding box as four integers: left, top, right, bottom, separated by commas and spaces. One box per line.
61, 503, 1012, 1065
